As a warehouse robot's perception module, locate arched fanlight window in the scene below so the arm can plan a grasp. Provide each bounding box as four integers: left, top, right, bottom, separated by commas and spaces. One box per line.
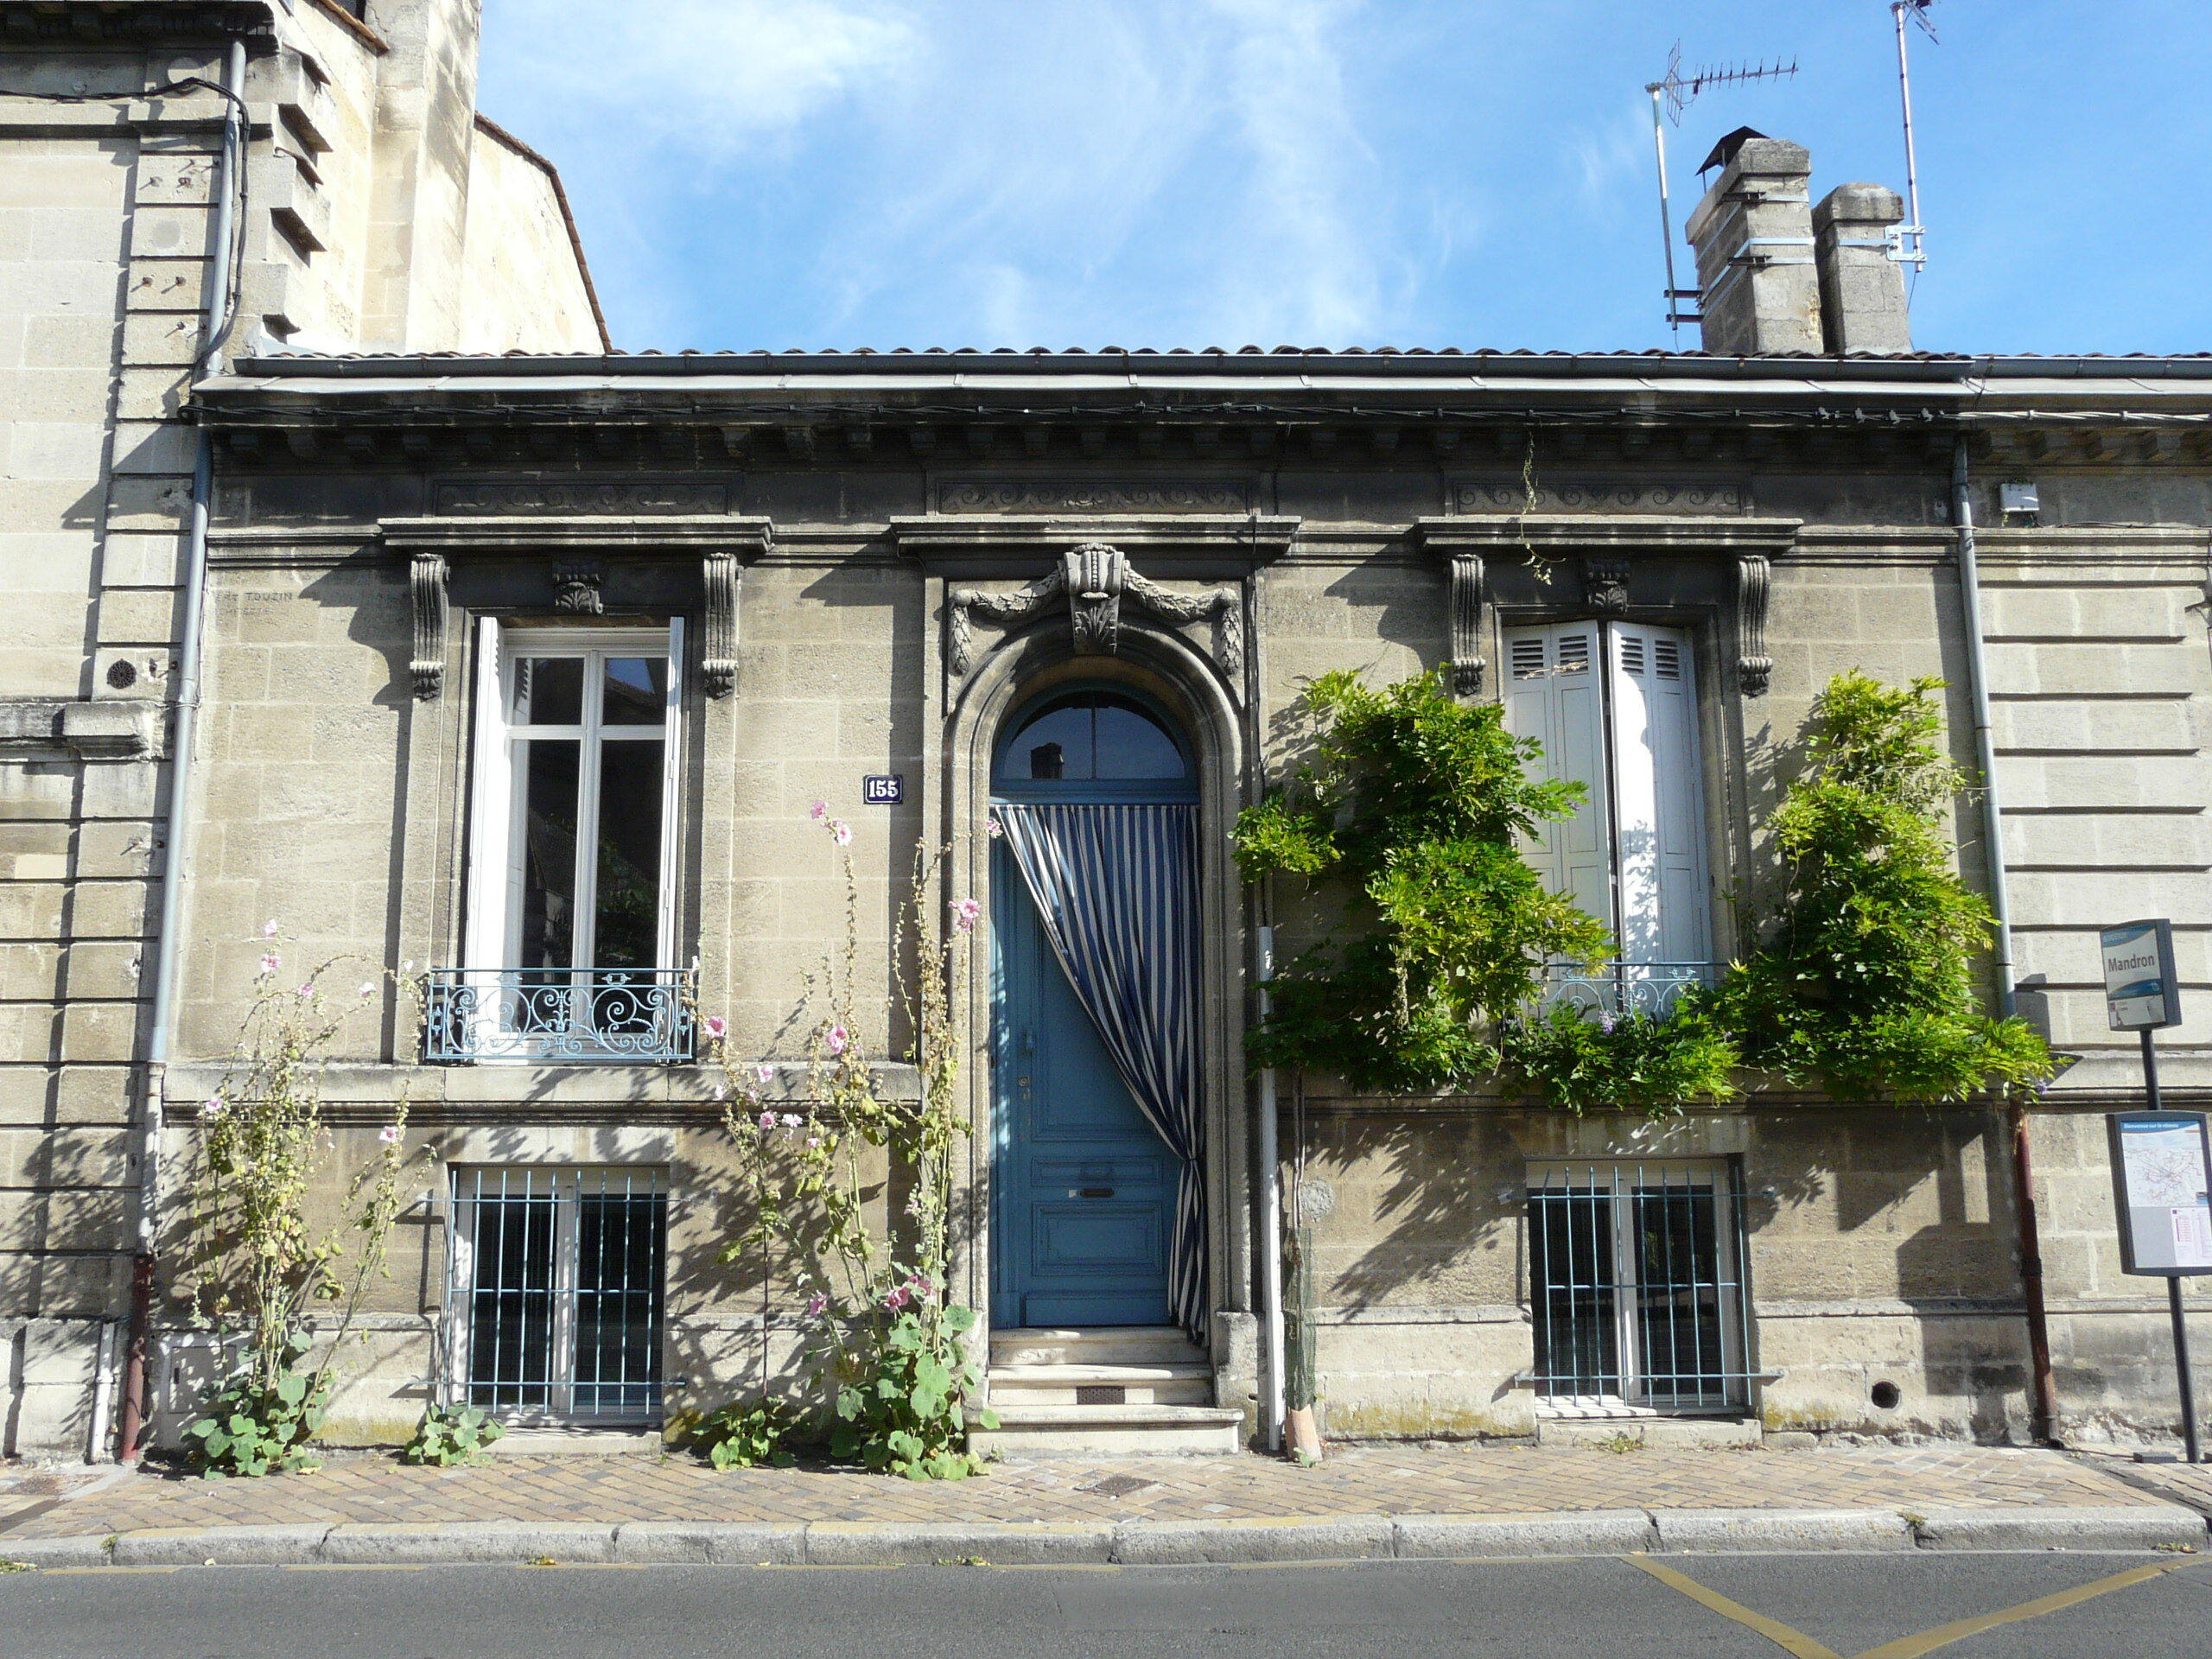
993, 689, 1192, 790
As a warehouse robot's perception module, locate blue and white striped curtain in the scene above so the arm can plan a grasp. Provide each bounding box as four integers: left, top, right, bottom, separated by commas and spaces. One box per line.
995, 803, 1207, 1342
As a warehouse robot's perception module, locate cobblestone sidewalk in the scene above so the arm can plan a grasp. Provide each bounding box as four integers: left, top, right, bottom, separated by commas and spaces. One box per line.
0, 1441, 2186, 1541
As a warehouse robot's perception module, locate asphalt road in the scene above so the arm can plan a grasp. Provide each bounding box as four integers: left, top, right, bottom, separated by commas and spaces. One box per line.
2, 1553, 2209, 1658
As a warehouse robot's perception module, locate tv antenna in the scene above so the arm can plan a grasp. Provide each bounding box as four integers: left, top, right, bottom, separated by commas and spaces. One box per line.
1645, 43, 1800, 344
1890, 0, 1937, 270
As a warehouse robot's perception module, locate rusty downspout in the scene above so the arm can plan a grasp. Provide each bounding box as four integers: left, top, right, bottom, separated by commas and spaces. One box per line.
1954, 435, 2058, 1440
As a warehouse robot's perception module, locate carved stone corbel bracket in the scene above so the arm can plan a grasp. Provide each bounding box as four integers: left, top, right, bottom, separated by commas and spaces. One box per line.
1736, 553, 1773, 697
1583, 556, 1631, 616
409, 552, 449, 700
702, 551, 741, 698
552, 558, 605, 613
1446, 552, 1485, 695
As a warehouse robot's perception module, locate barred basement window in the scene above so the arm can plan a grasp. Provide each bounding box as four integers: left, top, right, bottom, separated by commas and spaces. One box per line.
1525, 1160, 1751, 1414
447, 1166, 667, 1423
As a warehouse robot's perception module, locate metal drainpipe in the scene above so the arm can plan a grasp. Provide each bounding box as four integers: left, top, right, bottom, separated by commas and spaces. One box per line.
1954, 435, 2059, 1442
119, 36, 246, 1464
1256, 926, 1285, 1453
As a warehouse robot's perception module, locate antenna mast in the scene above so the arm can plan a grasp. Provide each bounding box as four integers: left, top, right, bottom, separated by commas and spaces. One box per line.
1891, 0, 1936, 270
1644, 45, 1800, 344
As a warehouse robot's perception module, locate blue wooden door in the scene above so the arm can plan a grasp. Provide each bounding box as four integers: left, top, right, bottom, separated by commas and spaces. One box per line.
992, 841, 1173, 1329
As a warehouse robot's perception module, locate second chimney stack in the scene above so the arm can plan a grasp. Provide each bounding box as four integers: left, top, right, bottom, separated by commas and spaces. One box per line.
1683, 130, 1823, 356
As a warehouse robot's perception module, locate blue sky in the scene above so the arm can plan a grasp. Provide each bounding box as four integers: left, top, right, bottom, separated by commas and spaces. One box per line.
476, 1, 2209, 357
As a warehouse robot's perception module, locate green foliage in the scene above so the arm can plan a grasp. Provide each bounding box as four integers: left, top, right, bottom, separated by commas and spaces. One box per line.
830, 1304, 995, 1480
1711, 672, 2055, 1102
1497, 1002, 1740, 1119
1236, 667, 1611, 1092
183, 1332, 326, 1478
688, 1399, 798, 1471
400, 1402, 505, 1466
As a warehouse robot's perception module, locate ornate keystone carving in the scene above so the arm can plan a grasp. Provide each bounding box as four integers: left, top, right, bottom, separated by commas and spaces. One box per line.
1736, 554, 1773, 697
1583, 556, 1631, 615
1447, 552, 1485, 695
946, 543, 1243, 691
410, 552, 449, 701
552, 558, 605, 614
702, 551, 741, 699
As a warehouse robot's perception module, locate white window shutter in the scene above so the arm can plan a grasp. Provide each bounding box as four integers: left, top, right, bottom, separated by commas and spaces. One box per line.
1503, 624, 1613, 931
463, 615, 511, 972
1604, 622, 1711, 964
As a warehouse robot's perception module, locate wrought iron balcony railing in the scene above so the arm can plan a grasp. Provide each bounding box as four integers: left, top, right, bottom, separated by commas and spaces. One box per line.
422, 968, 696, 1064
1534, 961, 1721, 1023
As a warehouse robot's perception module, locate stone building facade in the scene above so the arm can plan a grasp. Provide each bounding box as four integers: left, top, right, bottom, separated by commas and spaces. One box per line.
0, 0, 603, 1454
4, 10, 2209, 1460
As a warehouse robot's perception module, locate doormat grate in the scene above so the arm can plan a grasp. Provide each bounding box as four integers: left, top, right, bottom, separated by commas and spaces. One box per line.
1075, 1385, 1127, 1405
1077, 1474, 1154, 1497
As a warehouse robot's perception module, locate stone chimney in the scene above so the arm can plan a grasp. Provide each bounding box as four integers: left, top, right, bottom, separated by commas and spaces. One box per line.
1814, 183, 1912, 353
1682, 129, 1822, 355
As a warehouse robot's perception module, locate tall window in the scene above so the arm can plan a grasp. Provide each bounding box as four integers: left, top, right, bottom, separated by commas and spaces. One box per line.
453, 622, 685, 1061
1503, 622, 1713, 977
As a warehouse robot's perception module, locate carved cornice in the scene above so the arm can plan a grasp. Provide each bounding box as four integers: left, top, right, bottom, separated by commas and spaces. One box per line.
1412, 515, 1801, 554
891, 513, 1297, 564
381, 515, 772, 557
946, 545, 1243, 698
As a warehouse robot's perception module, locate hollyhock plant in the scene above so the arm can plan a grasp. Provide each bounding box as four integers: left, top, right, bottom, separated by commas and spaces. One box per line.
951, 897, 981, 933
810, 800, 827, 822
702, 1014, 726, 1041
755, 1063, 774, 1085
257, 955, 280, 977
830, 819, 853, 847
758, 1110, 777, 1132
826, 1025, 848, 1056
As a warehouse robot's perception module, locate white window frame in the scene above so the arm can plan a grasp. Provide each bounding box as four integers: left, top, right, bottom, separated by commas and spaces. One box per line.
1503, 619, 1713, 966
461, 619, 685, 1059
1525, 1158, 1748, 1416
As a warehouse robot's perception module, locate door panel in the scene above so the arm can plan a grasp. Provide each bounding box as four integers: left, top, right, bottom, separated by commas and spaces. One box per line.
993, 844, 1173, 1329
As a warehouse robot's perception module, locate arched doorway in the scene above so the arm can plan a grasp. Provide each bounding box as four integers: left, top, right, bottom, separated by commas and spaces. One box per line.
989, 686, 1205, 1335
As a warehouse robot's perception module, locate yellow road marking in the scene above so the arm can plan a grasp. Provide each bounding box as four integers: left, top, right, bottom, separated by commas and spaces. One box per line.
1626, 1555, 1842, 1659
1848, 1560, 2177, 1659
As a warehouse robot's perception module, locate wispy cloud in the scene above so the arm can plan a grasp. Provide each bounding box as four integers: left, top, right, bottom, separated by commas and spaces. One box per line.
483, 0, 914, 159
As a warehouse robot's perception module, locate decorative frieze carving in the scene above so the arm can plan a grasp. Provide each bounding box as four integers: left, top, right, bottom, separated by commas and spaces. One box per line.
551, 558, 605, 614
1452, 480, 1747, 515
936, 480, 1255, 515
702, 551, 741, 699
432, 480, 728, 516
1446, 552, 1485, 696
409, 552, 449, 701
1736, 554, 1773, 698
1583, 556, 1631, 615
946, 543, 1243, 691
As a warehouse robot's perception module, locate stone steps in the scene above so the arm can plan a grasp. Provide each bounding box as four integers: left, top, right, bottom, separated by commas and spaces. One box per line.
965, 1402, 1246, 1458
989, 1325, 1205, 1369
988, 1362, 1216, 1407
975, 1327, 1241, 1455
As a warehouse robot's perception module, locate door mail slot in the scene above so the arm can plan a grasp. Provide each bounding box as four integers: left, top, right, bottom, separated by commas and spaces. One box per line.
1073, 1186, 1116, 1199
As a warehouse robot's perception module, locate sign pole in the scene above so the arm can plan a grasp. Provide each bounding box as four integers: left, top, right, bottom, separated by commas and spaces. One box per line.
2140, 1026, 2201, 1462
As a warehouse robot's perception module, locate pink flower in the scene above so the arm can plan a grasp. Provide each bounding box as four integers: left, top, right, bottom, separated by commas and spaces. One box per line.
297, 982, 315, 998
257, 955, 279, 977
883, 1284, 912, 1311
262, 919, 279, 938
809, 800, 827, 822
358, 982, 376, 1000
711, 1083, 727, 1102
200, 1096, 226, 1122
378, 1124, 402, 1145
804, 1292, 828, 1319
805, 1135, 822, 1150
830, 819, 853, 847
826, 1025, 848, 1056
984, 815, 1003, 839
758, 1110, 776, 1132
754, 1063, 774, 1085
951, 897, 982, 934
779, 1113, 802, 1129
702, 1014, 726, 1040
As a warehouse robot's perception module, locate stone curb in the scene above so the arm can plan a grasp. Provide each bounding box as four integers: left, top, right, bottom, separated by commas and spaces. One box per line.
1, 1505, 2203, 1568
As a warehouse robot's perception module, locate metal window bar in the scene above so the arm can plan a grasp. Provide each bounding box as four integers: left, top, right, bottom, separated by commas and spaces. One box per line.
1526, 1161, 1751, 1415
1535, 961, 1720, 1022
423, 966, 696, 1063
448, 1166, 667, 1425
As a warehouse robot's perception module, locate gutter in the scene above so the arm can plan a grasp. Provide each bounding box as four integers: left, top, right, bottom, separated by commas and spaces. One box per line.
120, 34, 246, 1463
1952, 435, 2059, 1442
